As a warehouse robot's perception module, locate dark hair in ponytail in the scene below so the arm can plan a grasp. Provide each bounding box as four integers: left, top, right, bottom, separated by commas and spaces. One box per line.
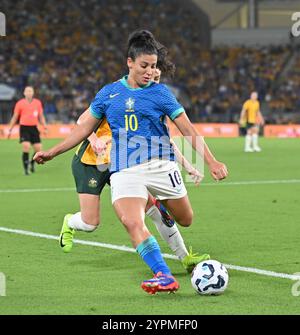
126, 29, 175, 77
155, 41, 176, 77
127, 30, 157, 60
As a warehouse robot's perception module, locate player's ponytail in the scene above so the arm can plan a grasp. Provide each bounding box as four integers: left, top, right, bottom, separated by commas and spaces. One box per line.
155, 41, 176, 78
126, 29, 175, 77
127, 30, 158, 60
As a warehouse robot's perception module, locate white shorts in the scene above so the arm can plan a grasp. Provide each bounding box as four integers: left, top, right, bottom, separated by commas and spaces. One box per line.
110, 159, 187, 203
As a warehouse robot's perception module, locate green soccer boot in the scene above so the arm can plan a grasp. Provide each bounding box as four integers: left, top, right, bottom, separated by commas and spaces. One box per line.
182, 247, 210, 273
59, 214, 75, 253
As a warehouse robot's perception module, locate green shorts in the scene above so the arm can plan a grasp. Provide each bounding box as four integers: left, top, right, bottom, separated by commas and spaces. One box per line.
246, 122, 257, 130
71, 155, 111, 195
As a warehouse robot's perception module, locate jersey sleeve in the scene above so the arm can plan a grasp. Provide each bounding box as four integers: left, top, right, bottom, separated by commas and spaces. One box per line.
159, 84, 185, 120
242, 100, 249, 111
89, 86, 109, 119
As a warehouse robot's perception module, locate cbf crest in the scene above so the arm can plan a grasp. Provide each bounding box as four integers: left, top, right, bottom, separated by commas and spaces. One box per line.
125, 98, 135, 112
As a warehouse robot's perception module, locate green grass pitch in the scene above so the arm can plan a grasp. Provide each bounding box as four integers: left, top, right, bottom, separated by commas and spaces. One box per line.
0, 138, 299, 315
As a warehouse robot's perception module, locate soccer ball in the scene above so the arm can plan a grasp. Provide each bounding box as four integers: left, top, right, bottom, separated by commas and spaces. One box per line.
191, 260, 229, 295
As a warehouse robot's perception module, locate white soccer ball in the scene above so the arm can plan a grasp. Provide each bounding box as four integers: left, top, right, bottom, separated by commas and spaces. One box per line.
191, 259, 229, 295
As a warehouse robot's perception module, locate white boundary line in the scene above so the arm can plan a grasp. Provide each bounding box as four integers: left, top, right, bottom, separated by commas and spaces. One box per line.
0, 226, 299, 281
1, 179, 300, 193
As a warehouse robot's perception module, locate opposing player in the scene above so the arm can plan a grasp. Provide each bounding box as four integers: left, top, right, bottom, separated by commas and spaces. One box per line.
60, 66, 208, 274
7, 86, 47, 175
34, 30, 228, 294
239, 91, 265, 152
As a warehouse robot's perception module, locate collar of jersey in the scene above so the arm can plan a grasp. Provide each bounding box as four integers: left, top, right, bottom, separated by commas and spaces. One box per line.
120, 75, 153, 90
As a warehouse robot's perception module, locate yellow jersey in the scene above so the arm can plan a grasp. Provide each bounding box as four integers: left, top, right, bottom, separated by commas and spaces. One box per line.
76, 118, 112, 165
242, 99, 260, 124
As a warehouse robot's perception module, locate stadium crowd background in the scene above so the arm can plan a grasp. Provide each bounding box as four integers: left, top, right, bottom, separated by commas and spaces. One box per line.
1, 0, 300, 124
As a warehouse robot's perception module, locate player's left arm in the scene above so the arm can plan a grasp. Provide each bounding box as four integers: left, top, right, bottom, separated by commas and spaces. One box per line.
173, 112, 228, 181
257, 110, 265, 126
7, 113, 19, 138
170, 138, 203, 186
38, 101, 48, 133
7, 102, 21, 138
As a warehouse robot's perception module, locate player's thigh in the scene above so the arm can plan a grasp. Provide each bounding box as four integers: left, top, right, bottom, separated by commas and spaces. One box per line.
146, 160, 187, 203
78, 193, 100, 226
19, 126, 31, 148
72, 155, 110, 194
110, 170, 148, 205
247, 124, 257, 135
161, 195, 193, 227
72, 155, 110, 225
252, 126, 259, 134
30, 127, 41, 146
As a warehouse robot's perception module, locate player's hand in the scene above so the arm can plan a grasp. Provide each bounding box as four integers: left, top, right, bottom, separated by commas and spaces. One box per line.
187, 167, 204, 186
91, 137, 109, 156
208, 160, 228, 181
33, 151, 54, 164
239, 119, 245, 127
43, 127, 48, 135
7, 129, 12, 139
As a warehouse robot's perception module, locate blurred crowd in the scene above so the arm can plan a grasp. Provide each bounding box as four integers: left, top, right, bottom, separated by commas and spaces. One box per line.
1, 0, 300, 124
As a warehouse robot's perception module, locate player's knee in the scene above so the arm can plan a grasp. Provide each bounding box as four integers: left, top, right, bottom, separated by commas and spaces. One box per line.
120, 215, 143, 231
178, 209, 193, 227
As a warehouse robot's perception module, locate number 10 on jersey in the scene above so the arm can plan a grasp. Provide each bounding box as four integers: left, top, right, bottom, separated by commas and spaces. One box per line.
124, 114, 138, 131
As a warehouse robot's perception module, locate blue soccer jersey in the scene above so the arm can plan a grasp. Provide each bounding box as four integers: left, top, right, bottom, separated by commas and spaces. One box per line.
90, 75, 185, 172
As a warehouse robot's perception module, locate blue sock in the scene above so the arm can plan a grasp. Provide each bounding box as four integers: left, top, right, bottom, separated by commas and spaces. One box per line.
136, 236, 171, 275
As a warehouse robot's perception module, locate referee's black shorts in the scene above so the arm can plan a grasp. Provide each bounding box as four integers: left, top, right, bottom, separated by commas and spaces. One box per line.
19, 125, 41, 144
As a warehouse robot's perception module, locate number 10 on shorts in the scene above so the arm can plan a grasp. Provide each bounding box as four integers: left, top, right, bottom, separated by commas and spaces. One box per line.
168, 170, 182, 187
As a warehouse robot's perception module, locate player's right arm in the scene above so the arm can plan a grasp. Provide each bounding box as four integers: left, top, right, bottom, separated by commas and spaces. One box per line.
35, 85, 109, 164
239, 101, 247, 125
77, 109, 109, 156
7, 114, 19, 138
34, 108, 101, 164
7, 102, 20, 138
77, 109, 98, 143
239, 109, 246, 125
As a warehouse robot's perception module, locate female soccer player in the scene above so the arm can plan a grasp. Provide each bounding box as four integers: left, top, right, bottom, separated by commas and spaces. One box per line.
34, 30, 228, 294
239, 91, 265, 152
60, 66, 208, 275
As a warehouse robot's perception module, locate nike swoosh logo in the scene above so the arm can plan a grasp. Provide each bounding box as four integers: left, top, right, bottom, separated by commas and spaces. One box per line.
109, 93, 120, 98
168, 232, 177, 238
59, 234, 65, 247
